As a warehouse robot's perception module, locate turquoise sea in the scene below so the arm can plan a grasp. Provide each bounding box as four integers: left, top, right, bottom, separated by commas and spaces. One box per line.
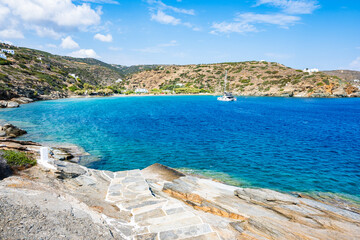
1, 96, 359, 198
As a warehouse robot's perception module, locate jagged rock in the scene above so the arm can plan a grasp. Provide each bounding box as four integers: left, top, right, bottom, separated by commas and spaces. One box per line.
55, 160, 87, 178
51, 148, 74, 161
350, 92, 360, 97
0, 156, 12, 180
1, 124, 27, 138
0, 100, 7, 108
332, 88, 347, 97
6, 101, 19, 108
11, 97, 33, 104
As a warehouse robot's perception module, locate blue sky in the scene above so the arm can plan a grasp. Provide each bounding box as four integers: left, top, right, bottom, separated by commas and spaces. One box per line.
0, 0, 359, 70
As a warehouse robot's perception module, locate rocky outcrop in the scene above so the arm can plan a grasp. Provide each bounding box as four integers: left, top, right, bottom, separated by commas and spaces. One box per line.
11, 97, 34, 104
0, 124, 27, 138
0, 156, 12, 180
1, 143, 359, 240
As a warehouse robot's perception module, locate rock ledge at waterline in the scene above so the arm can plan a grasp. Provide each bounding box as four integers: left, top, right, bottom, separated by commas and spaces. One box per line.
0, 140, 360, 240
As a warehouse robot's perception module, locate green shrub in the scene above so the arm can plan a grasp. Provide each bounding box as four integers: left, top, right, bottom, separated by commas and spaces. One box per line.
323, 79, 330, 85
1, 150, 36, 167
0, 59, 11, 65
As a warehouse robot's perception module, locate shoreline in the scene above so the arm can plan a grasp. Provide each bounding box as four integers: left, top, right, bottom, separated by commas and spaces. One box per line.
2, 92, 359, 110
1, 99, 360, 205
1, 138, 360, 239
1, 136, 360, 209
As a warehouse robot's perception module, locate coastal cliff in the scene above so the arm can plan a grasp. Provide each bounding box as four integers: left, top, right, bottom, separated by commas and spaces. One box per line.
1, 139, 359, 240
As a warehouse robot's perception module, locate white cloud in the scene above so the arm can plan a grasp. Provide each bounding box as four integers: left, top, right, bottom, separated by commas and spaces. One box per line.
148, 0, 195, 15
0, 0, 101, 39
94, 33, 113, 42
211, 22, 257, 34
151, 10, 181, 25
60, 36, 80, 49
0, 29, 24, 39
81, 0, 119, 4
211, 13, 300, 34
256, 0, 320, 14
147, 1, 198, 30
237, 13, 300, 27
69, 49, 99, 58
349, 57, 360, 71
33, 26, 62, 39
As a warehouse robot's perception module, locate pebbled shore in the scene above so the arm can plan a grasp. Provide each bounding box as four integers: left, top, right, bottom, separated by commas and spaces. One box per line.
0, 140, 360, 239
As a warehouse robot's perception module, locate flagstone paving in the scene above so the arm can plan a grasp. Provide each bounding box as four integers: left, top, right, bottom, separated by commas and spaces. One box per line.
104, 169, 220, 240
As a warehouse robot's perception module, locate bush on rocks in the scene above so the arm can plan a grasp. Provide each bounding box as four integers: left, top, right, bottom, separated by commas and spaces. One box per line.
0, 150, 36, 168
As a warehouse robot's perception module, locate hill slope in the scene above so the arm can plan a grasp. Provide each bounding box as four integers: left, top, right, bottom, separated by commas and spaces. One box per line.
1, 43, 359, 100
0, 43, 123, 100
125, 61, 359, 97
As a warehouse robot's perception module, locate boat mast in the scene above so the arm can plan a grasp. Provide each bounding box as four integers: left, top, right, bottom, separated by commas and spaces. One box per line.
224, 70, 228, 93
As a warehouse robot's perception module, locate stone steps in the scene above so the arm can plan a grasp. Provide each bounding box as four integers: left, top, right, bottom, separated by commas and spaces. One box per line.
104, 169, 219, 240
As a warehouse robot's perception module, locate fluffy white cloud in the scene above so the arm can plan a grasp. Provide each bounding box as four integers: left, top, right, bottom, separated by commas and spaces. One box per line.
350, 57, 360, 71
147, 0, 194, 15
60, 36, 79, 49
94, 33, 113, 42
81, 0, 119, 4
211, 22, 257, 34
211, 13, 300, 34
0, 0, 101, 39
147, 1, 198, 30
69, 49, 99, 58
237, 13, 300, 26
151, 10, 181, 25
256, 0, 319, 14
0, 29, 24, 39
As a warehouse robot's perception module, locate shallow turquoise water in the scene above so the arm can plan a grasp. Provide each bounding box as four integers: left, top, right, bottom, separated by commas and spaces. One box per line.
1, 96, 359, 197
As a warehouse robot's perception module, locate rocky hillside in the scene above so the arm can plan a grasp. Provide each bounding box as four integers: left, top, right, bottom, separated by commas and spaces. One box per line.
324, 70, 360, 83
125, 62, 360, 97
0, 42, 123, 100
1, 42, 359, 100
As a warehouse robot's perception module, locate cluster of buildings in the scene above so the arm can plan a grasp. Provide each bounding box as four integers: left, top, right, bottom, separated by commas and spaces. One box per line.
303, 68, 319, 74
135, 88, 148, 94
0, 49, 15, 60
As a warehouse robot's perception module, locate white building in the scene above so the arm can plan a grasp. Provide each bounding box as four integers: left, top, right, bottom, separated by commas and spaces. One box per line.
135, 88, 148, 94
116, 78, 123, 83
1, 49, 14, 55
0, 53, 7, 60
176, 83, 184, 87
69, 73, 80, 80
303, 68, 319, 73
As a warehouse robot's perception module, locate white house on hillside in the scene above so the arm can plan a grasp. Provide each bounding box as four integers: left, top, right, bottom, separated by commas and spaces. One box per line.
303, 68, 319, 73
0, 53, 7, 60
69, 73, 80, 80
135, 88, 148, 94
1, 49, 15, 55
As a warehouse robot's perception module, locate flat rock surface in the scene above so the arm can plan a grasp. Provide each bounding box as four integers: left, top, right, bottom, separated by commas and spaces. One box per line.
1, 149, 359, 240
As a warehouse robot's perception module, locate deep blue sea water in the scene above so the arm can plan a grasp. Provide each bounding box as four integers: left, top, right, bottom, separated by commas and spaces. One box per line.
0, 96, 359, 198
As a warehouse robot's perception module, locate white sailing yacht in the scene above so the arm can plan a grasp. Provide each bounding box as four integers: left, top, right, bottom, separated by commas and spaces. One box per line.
217, 70, 237, 102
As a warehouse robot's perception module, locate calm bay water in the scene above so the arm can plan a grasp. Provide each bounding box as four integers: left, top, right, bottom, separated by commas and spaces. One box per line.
1, 96, 359, 197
